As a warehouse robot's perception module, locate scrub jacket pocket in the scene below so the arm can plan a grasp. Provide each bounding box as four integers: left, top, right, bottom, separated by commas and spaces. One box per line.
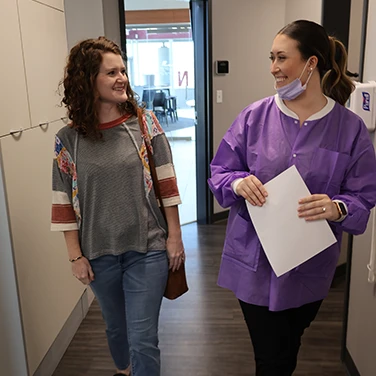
223, 214, 261, 271
308, 148, 350, 192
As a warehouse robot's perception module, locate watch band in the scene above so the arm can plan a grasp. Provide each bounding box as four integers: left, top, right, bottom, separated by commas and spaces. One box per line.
333, 200, 348, 222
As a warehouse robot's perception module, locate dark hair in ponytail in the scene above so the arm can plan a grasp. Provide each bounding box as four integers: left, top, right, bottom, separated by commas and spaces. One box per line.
278, 20, 355, 105
322, 36, 355, 105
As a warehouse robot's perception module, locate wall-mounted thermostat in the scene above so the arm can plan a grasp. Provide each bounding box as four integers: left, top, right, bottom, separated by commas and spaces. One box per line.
215, 60, 229, 75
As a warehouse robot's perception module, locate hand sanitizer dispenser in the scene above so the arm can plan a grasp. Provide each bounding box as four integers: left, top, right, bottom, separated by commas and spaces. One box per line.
348, 81, 376, 132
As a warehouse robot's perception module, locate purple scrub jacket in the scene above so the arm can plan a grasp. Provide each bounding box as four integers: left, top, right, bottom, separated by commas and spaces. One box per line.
208, 95, 376, 311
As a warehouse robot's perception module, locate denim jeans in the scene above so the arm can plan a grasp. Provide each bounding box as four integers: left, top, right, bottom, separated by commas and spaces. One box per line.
89, 251, 168, 376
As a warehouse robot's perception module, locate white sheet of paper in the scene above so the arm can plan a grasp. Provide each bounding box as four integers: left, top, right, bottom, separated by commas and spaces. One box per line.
246, 165, 337, 277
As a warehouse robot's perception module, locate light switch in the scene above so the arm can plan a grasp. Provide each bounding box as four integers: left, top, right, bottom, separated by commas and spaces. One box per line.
216, 90, 223, 103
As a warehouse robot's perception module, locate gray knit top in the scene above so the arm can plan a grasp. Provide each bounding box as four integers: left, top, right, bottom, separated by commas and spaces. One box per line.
51, 112, 181, 260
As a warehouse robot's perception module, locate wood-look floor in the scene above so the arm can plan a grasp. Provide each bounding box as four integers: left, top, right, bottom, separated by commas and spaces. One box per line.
53, 222, 347, 376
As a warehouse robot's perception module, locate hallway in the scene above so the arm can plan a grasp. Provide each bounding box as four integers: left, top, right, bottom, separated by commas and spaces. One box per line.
53, 222, 347, 376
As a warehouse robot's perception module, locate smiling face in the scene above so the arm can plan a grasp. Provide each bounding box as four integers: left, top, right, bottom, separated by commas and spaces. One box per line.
270, 34, 312, 88
95, 52, 128, 105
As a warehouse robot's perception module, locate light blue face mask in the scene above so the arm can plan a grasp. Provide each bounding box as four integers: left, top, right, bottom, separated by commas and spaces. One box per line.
274, 60, 313, 101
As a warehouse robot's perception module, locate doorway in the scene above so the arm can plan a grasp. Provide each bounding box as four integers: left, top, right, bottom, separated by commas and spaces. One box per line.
122, 1, 197, 225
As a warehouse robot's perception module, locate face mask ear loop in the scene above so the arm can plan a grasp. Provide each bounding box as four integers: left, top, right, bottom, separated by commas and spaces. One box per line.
299, 59, 314, 87
298, 59, 311, 79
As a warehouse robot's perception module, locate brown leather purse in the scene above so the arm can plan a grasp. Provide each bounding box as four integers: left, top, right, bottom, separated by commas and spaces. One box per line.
137, 109, 188, 300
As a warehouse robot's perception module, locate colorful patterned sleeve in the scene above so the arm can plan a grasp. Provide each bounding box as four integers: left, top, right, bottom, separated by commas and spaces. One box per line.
147, 111, 182, 207
51, 135, 79, 231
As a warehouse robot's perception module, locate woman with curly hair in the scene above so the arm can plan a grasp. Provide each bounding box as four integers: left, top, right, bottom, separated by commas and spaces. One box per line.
51, 37, 185, 376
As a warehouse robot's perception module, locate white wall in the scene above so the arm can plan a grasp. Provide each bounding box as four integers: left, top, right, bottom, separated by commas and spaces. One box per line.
64, 0, 105, 49
362, 0, 376, 81
348, 0, 365, 75
211, 0, 286, 149
64, 0, 121, 50
285, 0, 322, 24
103, 0, 122, 46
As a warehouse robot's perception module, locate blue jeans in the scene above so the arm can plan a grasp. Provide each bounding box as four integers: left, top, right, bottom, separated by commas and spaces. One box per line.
89, 251, 168, 376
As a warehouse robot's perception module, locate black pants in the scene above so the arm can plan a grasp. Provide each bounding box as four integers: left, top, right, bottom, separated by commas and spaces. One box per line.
239, 299, 323, 376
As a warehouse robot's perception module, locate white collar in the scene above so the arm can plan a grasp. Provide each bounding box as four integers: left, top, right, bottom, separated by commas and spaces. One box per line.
274, 94, 335, 121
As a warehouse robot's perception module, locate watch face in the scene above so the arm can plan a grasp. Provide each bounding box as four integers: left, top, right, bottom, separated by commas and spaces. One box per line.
338, 202, 347, 215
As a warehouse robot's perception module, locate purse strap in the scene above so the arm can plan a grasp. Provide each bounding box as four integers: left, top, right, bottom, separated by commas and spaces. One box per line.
137, 109, 167, 222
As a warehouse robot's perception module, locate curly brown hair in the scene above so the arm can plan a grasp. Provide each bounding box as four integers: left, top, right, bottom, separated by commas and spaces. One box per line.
60, 37, 139, 139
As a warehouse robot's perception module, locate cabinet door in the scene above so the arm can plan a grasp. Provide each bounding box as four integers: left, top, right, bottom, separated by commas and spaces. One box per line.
31, 0, 64, 11
0, 122, 85, 375
347, 209, 376, 376
0, 0, 31, 137
0, 165, 28, 376
18, 0, 68, 128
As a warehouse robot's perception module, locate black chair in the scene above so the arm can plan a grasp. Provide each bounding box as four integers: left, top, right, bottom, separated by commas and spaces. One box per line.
159, 88, 177, 122
142, 89, 156, 109
160, 88, 171, 97
153, 91, 169, 125
166, 96, 178, 122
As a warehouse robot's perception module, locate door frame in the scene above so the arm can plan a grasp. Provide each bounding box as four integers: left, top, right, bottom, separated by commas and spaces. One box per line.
190, 0, 213, 224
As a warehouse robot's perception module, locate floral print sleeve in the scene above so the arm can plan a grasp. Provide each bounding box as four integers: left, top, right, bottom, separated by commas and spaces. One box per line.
51, 135, 80, 231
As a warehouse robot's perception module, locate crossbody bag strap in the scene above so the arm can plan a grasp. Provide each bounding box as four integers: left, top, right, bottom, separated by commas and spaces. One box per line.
137, 108, 167, 222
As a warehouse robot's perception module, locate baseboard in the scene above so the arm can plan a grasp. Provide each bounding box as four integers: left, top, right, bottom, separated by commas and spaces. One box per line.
33, 288, 94, 376
211, 210, 229, 223
343, 347, 361, 376
81, 286, 95, 314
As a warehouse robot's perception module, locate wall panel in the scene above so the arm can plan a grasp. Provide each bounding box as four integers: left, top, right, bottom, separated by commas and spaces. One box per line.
347, 208, 376, 376
31, 0, 64, 11
0, 122, 85, 375
0, 157, 28, 376
18, 0, 67, 128
0, 0, 31, 137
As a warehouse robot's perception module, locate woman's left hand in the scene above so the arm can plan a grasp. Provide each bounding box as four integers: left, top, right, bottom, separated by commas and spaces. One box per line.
166, 235, 185, 272
298, 194, 340, 221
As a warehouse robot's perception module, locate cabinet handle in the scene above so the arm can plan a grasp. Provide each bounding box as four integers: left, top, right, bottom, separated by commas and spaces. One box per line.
10, 128, 24, 136
39, 122, 49, 130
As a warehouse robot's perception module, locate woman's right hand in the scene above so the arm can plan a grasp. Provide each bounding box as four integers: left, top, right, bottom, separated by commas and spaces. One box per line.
72, 257, 95, 285
236, 175, 268, 206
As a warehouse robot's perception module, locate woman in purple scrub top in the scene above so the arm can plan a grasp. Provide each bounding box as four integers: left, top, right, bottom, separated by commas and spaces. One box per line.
208, 20, 376, 375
